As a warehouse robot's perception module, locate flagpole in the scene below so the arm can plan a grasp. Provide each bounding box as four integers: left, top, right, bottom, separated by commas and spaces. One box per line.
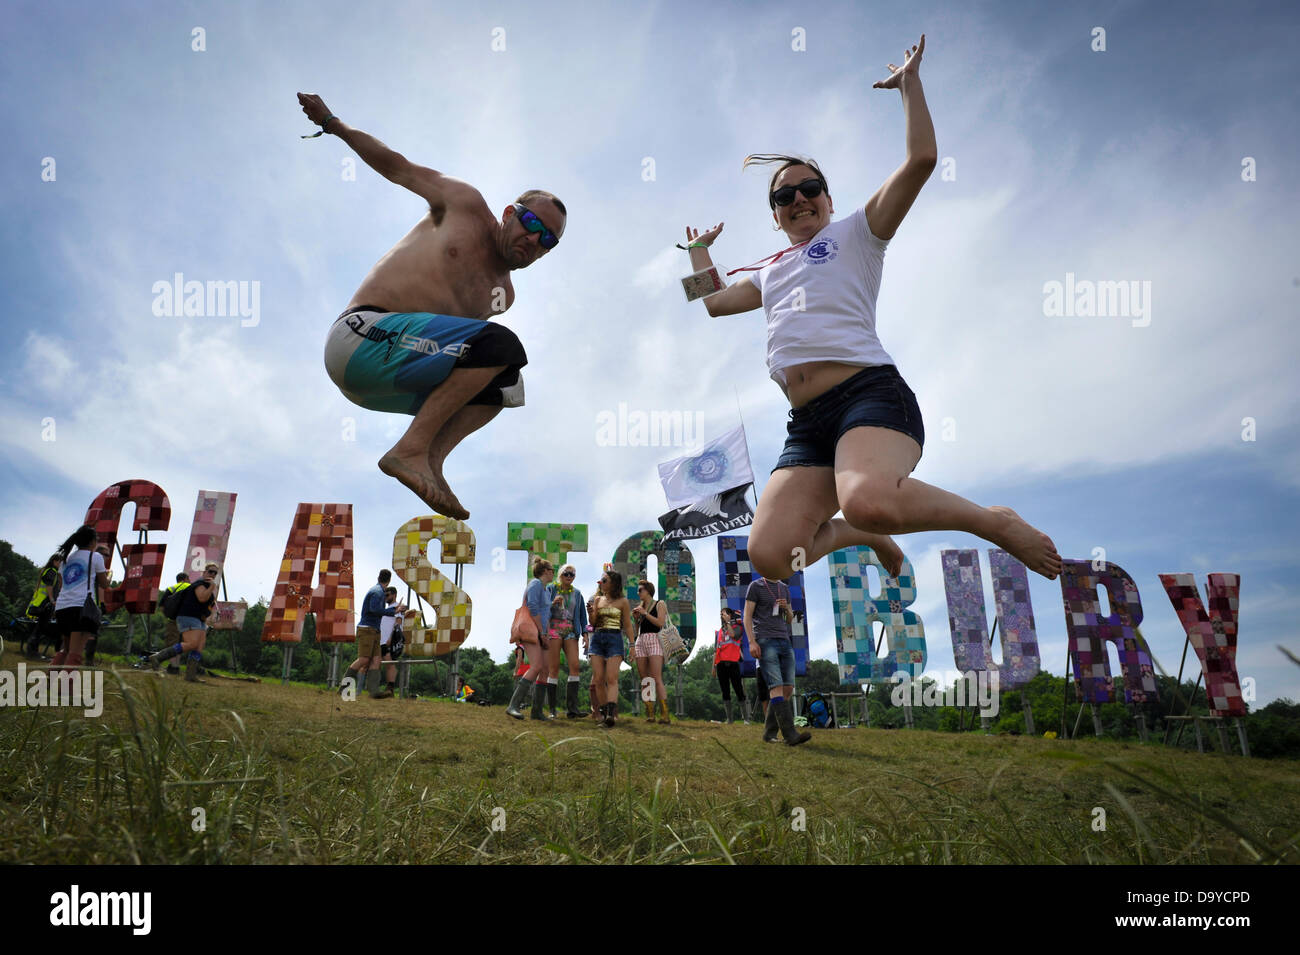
734, 386, 761, 506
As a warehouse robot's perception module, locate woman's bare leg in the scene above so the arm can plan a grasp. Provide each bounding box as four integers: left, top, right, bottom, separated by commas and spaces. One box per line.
635, 655, 653, 718
564, 638, 581, 679
604, 657, 623, 721
748, 466, 905, 581
522, 641, 545, 681
834, 426, 1062, 578
590, 657, 608, 721
648, 654, 667, 719
181, 628, 204, 654
589, 664, 604, 719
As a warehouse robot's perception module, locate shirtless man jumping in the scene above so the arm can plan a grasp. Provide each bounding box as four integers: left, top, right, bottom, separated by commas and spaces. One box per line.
299, 92, 566, 519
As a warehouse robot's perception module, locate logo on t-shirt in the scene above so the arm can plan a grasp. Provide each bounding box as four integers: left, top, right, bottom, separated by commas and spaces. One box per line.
805, 237, 839, 265
63, 562, 86, 587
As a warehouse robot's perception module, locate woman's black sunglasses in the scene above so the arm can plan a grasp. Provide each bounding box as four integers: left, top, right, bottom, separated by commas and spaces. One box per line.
770, 177, 825, 209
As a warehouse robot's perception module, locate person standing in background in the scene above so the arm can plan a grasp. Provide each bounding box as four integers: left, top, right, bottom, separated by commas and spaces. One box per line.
51, 526, 106, 680
588, 570, 634, 728
506, 558, 555, 720
340, 569, 400, 697
631, 581, 670, 724
377, 585, 411, 699
546, 564, 588, 719
157, 572, 191, 675
713, 607, 748, 724
22, 553, 63, 659
744, 575, 810, 746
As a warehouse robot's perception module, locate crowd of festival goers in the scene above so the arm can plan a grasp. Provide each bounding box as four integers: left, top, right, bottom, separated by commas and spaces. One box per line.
16, 531, 810, 743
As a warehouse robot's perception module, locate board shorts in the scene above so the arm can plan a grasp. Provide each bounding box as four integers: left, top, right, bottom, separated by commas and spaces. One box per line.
325, 306, 527, 414
775, 364, 924, 471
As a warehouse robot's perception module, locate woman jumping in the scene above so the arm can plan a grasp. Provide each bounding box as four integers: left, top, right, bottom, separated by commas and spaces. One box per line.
685, 35, 1061, 583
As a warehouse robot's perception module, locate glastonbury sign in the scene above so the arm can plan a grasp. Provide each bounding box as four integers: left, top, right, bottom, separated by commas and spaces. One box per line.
78, 479, 1246, 718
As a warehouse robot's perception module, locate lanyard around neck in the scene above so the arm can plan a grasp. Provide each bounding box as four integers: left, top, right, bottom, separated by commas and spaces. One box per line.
725, 240, 810, 276
761, 578, 784, 604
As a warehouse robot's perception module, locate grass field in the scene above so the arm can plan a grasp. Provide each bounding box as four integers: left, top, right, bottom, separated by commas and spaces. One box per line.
1, 648, 1297, 865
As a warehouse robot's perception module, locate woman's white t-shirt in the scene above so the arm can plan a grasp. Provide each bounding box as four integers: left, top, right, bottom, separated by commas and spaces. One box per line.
746, 208, 893, 387
54, 549, 106, 611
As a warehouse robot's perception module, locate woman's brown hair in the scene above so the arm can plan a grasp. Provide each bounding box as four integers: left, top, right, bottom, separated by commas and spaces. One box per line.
743, 154, 830, 209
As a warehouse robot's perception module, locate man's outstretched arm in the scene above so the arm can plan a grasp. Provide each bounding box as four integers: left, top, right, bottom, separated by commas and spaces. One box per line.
297, 93, 477, 210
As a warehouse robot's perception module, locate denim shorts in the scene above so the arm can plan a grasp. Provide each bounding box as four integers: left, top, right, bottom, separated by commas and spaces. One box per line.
757, 637, 796, 688
177, 615, 207, 633
589, 629, 625, 659
774, 364, 924, 471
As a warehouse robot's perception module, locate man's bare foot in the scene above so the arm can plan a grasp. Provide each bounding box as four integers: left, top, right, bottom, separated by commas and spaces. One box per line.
423, 449, 472, 522
988, 506, 1062, 579
378, 451, 469, 520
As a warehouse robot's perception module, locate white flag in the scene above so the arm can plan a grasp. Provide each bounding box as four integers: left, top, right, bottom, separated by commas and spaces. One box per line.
657, 425, 755, 508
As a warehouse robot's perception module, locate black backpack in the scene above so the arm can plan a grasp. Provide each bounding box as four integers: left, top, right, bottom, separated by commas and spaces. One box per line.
161, 582, 191, 620
803, 691, 835, 729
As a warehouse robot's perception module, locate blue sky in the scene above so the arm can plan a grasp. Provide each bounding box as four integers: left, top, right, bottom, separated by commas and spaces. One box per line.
2, 0, 1298, 707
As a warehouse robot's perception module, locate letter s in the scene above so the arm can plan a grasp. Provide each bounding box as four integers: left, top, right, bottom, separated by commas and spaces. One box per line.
393, 516, 475, 655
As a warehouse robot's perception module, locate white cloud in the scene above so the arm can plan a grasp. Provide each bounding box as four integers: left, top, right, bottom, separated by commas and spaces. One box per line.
21, 334, 75, 394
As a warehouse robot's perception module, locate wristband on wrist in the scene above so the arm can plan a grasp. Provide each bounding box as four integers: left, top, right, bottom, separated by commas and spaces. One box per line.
675, 241, 711, 251
300, 114, 338, 139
